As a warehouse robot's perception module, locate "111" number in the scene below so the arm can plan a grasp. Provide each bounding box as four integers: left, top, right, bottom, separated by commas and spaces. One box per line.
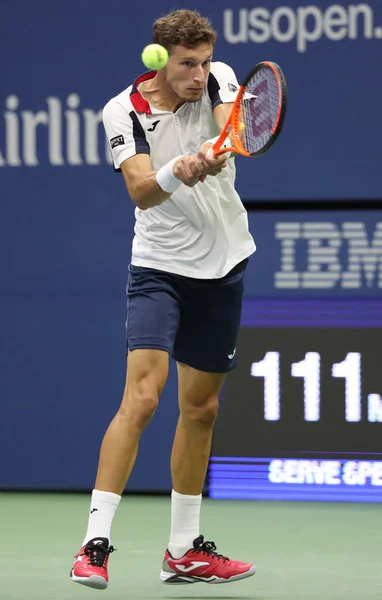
251, 352, 381, 422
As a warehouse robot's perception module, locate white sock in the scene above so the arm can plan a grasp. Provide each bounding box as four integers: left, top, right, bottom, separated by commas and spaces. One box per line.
167, 489, 202, 559
82, 489, 121, 547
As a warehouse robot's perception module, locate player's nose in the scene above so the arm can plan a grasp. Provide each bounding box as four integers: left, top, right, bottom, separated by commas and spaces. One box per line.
193, 65, 206, 84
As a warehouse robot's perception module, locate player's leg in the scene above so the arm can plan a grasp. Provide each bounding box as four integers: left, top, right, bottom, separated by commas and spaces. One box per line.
94, 349, 168, 495
171, 364, 223, 499
70, 264, 180, 590
70, 349, 168, 590
161, 258, 256, 584
168, 364, 223, 555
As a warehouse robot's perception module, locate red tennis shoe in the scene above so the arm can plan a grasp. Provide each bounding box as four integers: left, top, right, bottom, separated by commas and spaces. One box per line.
70, 537, 115, 590
160, 535, 256, 584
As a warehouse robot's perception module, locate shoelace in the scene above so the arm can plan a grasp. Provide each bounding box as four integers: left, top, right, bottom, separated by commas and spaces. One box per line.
193, 535, 229, 562
84, 542, 115, 567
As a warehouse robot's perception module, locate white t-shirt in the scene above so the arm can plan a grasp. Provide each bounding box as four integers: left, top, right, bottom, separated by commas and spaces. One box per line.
103, 61, 256, 279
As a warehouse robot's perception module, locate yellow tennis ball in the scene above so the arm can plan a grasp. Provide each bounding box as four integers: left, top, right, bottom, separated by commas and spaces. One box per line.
239, 122, 245, 131
141, 44, 169, 70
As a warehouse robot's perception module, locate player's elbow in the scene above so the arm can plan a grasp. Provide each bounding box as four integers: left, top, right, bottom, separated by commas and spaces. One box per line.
128, 195, 144, 210
134, 198, 149, 211
131, 193, 159, 211
130, 184, 164, 211
127, 183, 149, 210
128, 176, 168, 210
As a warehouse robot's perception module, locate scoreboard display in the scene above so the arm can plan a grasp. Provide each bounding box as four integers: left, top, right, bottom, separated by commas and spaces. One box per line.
210, 299, 382, 502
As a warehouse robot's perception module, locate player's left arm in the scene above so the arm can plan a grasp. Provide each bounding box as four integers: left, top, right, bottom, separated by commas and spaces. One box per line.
213, 102, 234, 132
197, 102, 236, 164
198, 62, 241, 164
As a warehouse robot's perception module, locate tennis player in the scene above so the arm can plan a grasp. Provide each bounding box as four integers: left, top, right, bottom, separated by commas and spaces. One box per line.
70, 9, 256, 590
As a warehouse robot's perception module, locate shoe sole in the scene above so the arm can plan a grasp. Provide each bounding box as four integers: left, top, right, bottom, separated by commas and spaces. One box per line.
70, 570, 108, 590
160, 564, 256, 585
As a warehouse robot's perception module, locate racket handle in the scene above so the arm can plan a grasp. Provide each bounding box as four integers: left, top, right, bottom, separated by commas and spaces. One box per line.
207, 146, 229, 160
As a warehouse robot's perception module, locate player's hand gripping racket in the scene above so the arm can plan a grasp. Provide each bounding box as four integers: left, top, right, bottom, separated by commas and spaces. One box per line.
209, 61, 287, 158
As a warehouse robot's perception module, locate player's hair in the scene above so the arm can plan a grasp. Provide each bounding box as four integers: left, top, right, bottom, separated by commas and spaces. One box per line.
153, 10, 217, 52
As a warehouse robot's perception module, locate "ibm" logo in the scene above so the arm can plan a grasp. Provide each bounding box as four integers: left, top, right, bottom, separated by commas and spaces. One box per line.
275, 221, 382, 289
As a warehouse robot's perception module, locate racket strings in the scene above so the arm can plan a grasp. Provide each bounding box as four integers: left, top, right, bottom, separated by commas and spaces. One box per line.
240, 66, 281, 155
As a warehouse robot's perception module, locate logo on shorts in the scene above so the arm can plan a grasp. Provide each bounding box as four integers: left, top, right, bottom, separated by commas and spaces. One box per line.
110, 135, 125, 149
228, 348, 236, 359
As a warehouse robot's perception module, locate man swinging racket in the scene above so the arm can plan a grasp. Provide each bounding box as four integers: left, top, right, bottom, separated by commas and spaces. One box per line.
69, 7, 287, 591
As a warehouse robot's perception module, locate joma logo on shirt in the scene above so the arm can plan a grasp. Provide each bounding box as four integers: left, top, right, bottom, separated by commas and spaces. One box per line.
147, 120, 161, 132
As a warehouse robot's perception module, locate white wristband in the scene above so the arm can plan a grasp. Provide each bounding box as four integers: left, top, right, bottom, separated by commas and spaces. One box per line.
155, 155, 184, 194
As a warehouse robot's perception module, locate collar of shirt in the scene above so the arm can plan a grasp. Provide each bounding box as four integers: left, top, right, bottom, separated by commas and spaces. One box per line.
130, 71, 201, 116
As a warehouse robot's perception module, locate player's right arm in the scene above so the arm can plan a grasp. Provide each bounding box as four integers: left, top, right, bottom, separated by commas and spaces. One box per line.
119, 154, 171, 210
119, 154, 206, 211
103, 98, 219, 210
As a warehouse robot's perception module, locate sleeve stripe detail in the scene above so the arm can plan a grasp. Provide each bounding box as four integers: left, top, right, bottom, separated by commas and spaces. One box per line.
129, 111, 150, 155
207, 73, 223, 110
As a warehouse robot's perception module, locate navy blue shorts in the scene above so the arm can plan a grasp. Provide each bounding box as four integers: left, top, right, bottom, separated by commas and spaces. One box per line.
125, 259, 248, 373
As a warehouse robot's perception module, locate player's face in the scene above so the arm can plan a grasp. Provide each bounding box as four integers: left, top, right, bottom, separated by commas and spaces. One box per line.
165, 44, 213, 102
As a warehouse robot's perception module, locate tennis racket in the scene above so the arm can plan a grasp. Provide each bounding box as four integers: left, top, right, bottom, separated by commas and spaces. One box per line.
210, 61, 287, 158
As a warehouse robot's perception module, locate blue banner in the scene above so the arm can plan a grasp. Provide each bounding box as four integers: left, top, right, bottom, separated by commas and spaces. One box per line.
1, 199, 381, 490
1, 0, 381, 201
1, 0, 381, 490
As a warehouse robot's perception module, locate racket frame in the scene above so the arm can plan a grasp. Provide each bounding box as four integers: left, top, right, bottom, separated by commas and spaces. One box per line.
211, 61, 287, 158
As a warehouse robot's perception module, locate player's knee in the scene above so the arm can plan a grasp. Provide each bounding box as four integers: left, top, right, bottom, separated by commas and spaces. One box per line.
120, 385, 159, 430
182, 395, 219, 427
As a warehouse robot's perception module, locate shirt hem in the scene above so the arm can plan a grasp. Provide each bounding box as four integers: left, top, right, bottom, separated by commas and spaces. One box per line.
131, 243, 256, 279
